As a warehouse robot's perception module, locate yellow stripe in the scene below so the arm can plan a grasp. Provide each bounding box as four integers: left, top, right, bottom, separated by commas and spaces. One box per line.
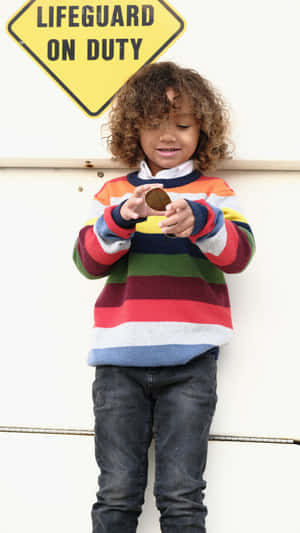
85, 217, 98, 226
136, 216, 165, 234
85, 216, 166, 233
222, 208, 248, 224
86, 211, 248, 231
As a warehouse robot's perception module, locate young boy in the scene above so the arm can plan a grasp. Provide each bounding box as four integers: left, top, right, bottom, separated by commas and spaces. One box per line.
73, 62, 255, 533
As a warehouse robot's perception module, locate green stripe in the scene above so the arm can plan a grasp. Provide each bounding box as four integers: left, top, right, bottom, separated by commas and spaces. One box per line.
108, 253, 226, 284
72, 241, 102, 280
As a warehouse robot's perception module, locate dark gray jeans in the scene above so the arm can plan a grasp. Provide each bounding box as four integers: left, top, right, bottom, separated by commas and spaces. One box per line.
91, 348, 218, 533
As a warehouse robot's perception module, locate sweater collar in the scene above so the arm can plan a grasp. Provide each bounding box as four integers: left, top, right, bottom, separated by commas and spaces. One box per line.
138, 160, 195, 180
127, 167, 202, 189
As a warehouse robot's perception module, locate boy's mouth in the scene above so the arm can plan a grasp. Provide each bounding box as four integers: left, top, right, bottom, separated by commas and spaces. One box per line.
157, 148, 180, 154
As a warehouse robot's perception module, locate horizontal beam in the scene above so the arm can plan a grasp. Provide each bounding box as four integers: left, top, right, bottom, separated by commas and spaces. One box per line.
0, 426, 299, 445
1, 158, 300, 171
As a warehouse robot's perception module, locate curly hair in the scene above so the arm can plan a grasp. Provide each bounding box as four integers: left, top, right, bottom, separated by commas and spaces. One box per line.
106, 61, 233, 172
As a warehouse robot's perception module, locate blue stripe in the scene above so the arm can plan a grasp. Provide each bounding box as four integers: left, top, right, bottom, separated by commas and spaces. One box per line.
95, 215, 133, 243
132, 232, 207, 258
187, 200, 208, 235
196, 205, 225, 241
88, 344, 219, 367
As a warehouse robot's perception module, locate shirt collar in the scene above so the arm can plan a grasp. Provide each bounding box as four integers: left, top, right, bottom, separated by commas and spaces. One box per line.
138, 160, 194, 180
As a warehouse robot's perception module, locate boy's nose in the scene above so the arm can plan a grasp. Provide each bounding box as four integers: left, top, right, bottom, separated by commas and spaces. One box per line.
159, 126, 176, 142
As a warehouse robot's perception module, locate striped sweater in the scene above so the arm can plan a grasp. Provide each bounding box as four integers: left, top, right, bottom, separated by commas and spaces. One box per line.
73, 169, 255, 367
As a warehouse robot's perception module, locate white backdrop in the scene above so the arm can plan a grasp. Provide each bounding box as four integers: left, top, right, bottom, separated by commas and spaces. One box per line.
1, 0, 300, 161
1, 167, 300, 532
1, 167, 299, 437
1, 0, 300, 531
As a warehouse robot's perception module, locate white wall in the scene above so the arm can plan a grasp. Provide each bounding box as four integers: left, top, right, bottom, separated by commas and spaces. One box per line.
1, 166, 300, 532
1, 0, 300, 530
1, 0, 300, 161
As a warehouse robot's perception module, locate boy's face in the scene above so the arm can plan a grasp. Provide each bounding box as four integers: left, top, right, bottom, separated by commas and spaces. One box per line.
139, 88, 200, 176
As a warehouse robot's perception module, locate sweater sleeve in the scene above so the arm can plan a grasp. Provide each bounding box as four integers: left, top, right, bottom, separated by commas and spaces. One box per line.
187, 180, 255, 274
73, 188, 138, 280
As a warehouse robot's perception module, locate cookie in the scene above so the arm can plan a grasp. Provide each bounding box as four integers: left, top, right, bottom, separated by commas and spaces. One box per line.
145, 188, 171, 210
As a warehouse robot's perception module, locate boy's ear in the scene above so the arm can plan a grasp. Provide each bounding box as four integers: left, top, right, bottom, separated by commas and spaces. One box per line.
199, 130, 208, 148
194, 130, 208, 156
137, 140, 146, 157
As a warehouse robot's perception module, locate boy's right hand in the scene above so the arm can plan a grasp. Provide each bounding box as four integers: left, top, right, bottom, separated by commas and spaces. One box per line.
120, 184, 166, 221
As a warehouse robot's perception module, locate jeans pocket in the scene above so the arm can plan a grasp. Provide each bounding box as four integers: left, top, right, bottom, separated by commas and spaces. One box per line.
92, 368, 107, 410
191, 354, 218, 418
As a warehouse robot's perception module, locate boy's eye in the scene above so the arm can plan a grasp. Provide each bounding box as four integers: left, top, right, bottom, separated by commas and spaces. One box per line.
177, 125, 190, 129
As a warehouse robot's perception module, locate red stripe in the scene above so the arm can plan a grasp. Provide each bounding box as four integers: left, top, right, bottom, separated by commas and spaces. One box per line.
94, 299, 232, 328
83, 225, 126, 265
221, 226, 252, 273
76, 240, 111, 277
205, 221, 238, 266
104, 206, 136, 239
96, 276, 230, 308
190, 200, 216, 241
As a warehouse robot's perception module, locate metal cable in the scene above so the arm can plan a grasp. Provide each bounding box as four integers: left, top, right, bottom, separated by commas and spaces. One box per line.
0, 426, 94, 436
0, 426, 299, 445
209, 434, 300, 445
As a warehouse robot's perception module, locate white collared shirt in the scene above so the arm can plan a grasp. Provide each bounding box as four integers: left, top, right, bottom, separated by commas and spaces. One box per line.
138, 160, 194, 180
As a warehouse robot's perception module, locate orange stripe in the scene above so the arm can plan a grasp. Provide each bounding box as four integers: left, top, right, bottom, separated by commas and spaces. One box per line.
94, 177, 135, 204
93, 175, 234, 203
171, 176, 234, 196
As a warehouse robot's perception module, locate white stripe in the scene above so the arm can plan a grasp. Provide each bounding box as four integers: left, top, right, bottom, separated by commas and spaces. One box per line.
207, 194, 241, 210
110, 193, 132, 205
109, 192, 242, 209
112, 191, 207, 204
88, 189, 240, 217
88, 198, 106, 219
111, 191, 241, 210
93, 225, 131, 254
197, 223, 227, 256
90, 322, 233, 349
169, 191, 207, 202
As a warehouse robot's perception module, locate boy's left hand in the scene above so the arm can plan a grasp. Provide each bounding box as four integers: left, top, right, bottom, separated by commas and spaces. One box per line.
159, 199, 195, 238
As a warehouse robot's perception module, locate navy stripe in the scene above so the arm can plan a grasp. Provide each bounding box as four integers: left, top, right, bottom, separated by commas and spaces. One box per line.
232, 220, 254, 235
132, 232, 207, 258
112, 203, 147, 228
127, 170, 202, 188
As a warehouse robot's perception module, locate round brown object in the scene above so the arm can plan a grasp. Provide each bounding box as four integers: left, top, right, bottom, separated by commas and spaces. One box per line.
145, 188, 171, 211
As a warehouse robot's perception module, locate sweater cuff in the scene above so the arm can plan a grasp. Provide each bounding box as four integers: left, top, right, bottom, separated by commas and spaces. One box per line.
112, 202, 147, 229
186, 200, 209, 236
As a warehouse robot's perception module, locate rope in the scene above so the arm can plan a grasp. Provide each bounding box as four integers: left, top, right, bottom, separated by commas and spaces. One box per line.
0, 426, 299, 445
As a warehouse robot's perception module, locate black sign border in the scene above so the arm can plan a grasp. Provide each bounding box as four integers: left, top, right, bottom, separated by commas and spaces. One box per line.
7, 0, 186, 117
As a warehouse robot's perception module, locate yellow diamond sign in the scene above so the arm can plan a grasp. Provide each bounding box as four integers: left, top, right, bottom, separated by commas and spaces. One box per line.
7, 0, 186, 117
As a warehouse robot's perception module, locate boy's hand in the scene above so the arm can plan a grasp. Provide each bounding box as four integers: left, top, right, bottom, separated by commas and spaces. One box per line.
120, 184, 166, 221
159, 199, 195, 238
